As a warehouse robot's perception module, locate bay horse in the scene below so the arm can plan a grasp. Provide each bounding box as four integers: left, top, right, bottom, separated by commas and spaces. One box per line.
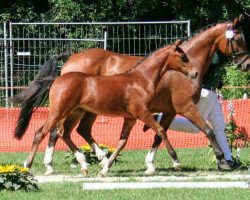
14, 40, 198, 176
13, 14, 250, 175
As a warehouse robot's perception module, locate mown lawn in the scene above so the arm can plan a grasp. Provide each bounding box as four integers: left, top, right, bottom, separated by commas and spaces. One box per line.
0, 147, 250, 199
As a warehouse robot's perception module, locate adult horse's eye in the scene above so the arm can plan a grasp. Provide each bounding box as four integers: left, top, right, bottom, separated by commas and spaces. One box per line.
181, 54, 188, 62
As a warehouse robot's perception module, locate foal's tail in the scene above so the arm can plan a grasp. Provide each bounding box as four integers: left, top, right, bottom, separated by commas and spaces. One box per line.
13, 53, 70, 140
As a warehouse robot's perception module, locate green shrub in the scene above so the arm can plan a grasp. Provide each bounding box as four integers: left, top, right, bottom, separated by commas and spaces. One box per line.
221, 63, 250, 100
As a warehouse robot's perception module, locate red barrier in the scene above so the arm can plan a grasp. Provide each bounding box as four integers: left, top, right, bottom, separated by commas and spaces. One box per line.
0, 99, 249, 152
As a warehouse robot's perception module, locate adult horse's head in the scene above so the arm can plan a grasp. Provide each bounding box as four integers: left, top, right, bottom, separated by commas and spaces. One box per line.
218, 14, 250, 71
166, 39, 198, 78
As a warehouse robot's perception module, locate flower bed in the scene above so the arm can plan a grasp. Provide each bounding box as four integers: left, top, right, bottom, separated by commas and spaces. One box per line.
0, 165, 39, 191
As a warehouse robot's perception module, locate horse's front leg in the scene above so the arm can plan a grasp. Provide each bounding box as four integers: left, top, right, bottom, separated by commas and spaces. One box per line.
145, 112, 181, 175
180, 103, 231, 170
98, 117, 136, 177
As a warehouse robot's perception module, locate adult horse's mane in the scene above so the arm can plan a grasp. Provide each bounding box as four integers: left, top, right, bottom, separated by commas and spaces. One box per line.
184, 15, 250, 52
241, 14, 250, 51
183, 21, 225, 45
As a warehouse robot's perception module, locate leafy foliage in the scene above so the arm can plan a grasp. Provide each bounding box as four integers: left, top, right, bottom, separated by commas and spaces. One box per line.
221, 63, 250, 99
1, 0, 250, 30
0, 165, 39, 191
225, 101, 250, 150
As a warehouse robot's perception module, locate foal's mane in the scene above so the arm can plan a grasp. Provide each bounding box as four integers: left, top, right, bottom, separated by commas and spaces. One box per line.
125, 45, 170, 73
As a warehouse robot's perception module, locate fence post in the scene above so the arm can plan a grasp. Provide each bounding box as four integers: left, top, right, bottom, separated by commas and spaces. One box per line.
4, 22, 9, 107
9, 22, 14, 107
243, 92, 248, 100
104, 31, 107, 50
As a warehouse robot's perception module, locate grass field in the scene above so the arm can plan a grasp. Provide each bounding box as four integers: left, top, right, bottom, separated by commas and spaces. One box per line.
0, 147, 250, 199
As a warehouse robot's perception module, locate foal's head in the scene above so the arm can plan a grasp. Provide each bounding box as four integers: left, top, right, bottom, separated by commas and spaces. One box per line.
218, 14, 250, 71
166, 39, 197, 78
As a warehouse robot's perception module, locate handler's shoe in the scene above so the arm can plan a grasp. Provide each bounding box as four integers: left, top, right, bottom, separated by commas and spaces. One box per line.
217, 160, 232, 171
218, 159, 242, 171
227, 159, 242, 170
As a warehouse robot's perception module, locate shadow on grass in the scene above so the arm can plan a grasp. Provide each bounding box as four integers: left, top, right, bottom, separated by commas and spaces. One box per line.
110, 165, 249, 177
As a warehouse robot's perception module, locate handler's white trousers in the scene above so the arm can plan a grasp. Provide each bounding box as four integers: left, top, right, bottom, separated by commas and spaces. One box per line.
168, 88, 232, 161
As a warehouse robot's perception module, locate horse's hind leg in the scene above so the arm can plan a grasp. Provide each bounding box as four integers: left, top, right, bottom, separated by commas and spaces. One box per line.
59, 110, 89, 176
43, 111, 96, 175
99, 118, 136, 177
43, 129, 60, 175
24, 116, 63, 169
76, 112, 108, 168
145, 112, 181, 175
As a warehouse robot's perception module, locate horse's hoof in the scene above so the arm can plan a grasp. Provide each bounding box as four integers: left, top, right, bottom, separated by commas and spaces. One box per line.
98, 171, 107, 178
44, 165, 54, 175
99, 157, 109, 169
44, 169, 54, 175
173, 162, 182, 170
81, 169, 89, 177
24, 159, 31, 168
144, 168, 156, 176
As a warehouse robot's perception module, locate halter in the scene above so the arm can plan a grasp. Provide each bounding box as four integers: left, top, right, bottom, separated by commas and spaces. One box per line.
226, 24, 250, 66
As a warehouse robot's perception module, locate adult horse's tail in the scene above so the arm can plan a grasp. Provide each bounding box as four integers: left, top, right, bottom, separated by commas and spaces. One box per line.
13, 53, 70, 140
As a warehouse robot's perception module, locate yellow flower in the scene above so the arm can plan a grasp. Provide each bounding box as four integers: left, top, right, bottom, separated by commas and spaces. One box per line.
16, 166, 29, 173
108, 147, 115, 153
0, 165, 29, 173
0, 165, 15, 173
99, 144, 108, 149
80, 145, 92, 151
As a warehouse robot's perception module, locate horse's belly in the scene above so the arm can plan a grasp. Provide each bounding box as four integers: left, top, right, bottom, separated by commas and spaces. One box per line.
81, 105, 133, 118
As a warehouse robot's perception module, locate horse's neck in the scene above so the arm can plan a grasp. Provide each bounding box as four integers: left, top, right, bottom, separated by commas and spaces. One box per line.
129, 47, 170, 88
182, 24, 226, 84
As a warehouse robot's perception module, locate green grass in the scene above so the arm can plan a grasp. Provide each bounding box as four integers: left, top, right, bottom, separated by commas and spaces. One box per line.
0, 147, 250, 199
0, 182, 250, 200
1, 147, 249, 177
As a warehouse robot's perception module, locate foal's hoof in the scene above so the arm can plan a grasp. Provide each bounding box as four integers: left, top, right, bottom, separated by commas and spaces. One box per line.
44, 168, 54, 175
173, 162, 182, 170
98, 171, 107, 178
144, 168, 156, 176
99, 157, 109, 169
81, 169, 89, 177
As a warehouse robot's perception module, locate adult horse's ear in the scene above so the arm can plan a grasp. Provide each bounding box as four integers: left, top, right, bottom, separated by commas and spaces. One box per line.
173, 39, 182, 49
233, 15, 244, 27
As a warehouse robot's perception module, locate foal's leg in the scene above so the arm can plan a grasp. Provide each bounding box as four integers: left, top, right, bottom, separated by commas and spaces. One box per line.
98, 118, 136, 177
44, 111, 99, 174
43, 129, 60, 175
59, 111, 89, 176
133, 108, 179, 173
76, 112, 109, 168
24, 115, 64, 169
145, 112, 181, 175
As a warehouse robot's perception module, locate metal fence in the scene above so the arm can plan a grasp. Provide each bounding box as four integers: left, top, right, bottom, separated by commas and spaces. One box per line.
0, 21, 190, 107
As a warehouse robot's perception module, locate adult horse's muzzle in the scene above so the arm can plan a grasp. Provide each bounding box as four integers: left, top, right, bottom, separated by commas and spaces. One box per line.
188, 69, 198, 79
234, 53, 250, 72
